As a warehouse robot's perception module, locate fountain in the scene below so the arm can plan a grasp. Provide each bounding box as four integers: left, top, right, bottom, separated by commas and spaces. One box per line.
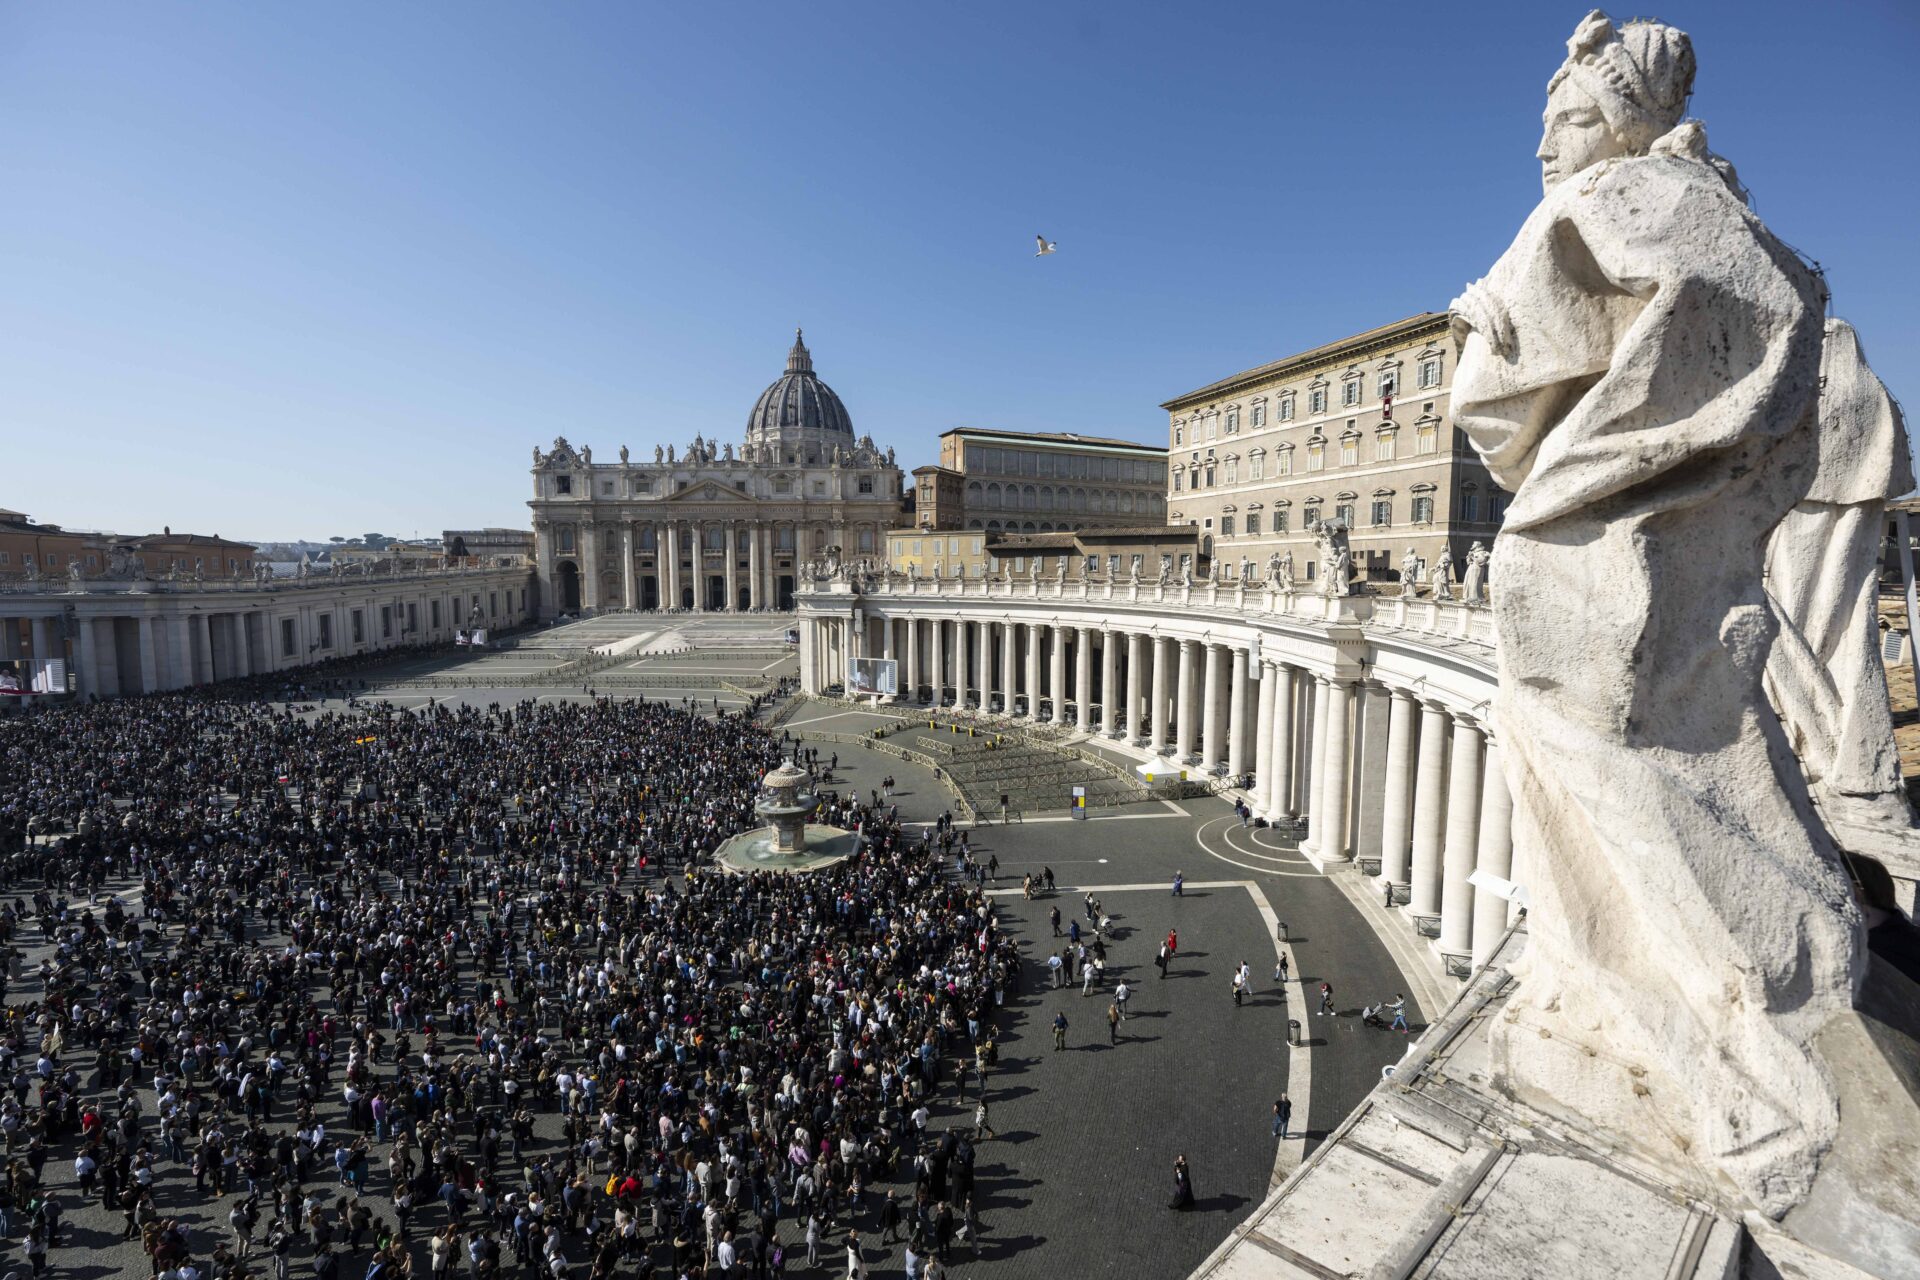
713, 758, 861, 874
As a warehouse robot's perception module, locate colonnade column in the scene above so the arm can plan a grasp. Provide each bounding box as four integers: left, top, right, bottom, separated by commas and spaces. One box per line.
1000, 620, 1017, 714
905, 618, 921, 700
193, 613, 213, 684
748, 523, 763, 610
1313, 678, 1354, 863
1227, 646, 1251, 779
1100, 628, 1119, 736
1199, 643, 1223, 772
1378, 690, 1419, 894
77, 617, 101, 699
137, 617, 158, 695
1075, 626, 1093, 730
798, 618, 817, 693
1407, 702, 1452, 921
1048, 625, 1068, 723
1300, 676, 1330, 847
1174, 640, 1198, 763
1470, 737, 1516, 968
1437, 716, 1486, 959
1252, 659, 1278, 812
232, 614, 251, 678
1023, 623, 1042, 718
1148, 637, 1170, 755
623, 525, 637, 610
930, 618, 946, 705
1264, 664, 1296, 820
975, 620, 990, 707
1124, 633, 1145, 743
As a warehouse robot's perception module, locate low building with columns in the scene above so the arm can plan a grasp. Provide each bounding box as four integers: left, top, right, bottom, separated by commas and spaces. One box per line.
0, 562, 533, 701
797, 569, 1516, 977
528, 330, 905, 618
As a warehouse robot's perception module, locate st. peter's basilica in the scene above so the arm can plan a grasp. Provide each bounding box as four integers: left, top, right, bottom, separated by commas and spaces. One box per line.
529, 330, 903, 616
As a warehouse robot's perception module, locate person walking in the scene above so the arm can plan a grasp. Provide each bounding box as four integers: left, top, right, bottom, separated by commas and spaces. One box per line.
1052, 1011, 1068, 1052
1274, 951, 1289, 987
1388, 994, 1409, 1033
845, 1229, 869, 1280
1156, 942, 1171, 980
1273, 1095, 1293, 1140
1168, 1155, 1196, 1211
1171, 871, 1184, 898
1317, 982, 1335, 1016
1049, 905, 1061, 937
1107, 1001, 1121, 1044
1113, 981, 1131, 1019
972, 1098, 996, 1140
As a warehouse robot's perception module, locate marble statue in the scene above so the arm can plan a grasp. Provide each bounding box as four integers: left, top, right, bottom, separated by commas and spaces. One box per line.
23, 557, 39, 583
723, 442, 734, 461
1399, 548, 1420, 599
1462, 541, 1489, 604
66, 557, 83, 585
907, 563, 918, 583
581, 445, 591, 465
654, 444, 664, 465
666, 444, 675, 464
1275, 551, 1294, 594
1449, 11, 1919, 1246
532, 445, 542, 466
1432, 548, 1453, 599
619, 444, 629, 464
1156, 557, 1171, 586
1265, 552, 1282, 587
1180, 565, 1194, 589
1055, 557, 1068, 584
1315, 523, 1351, 597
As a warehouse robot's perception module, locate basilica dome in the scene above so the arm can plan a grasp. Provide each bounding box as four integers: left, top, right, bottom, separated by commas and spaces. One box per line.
745, 330, 854, 447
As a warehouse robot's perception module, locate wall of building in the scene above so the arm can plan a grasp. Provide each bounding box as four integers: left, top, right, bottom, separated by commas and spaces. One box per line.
940, 430, 1169, 534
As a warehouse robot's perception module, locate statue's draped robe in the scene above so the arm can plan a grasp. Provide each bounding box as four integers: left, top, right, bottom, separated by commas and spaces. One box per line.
1451, 153, 1860, 1215
1763, 318, 1913, 819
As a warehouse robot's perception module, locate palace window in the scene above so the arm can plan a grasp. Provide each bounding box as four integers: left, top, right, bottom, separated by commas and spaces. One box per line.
1279, 394, 1295, 422
558, 527, 576, 553
1225, 408, 1240, 435
1416, 423, 1439, 455
1273, 509, 1289, 534
1277, 446, 1293, 476
1491, 495, 1508, 524
1250, 451, 1265, 481
1412, 492, 1435, 523
773, 479, 791, 496
1340, 435, 1359, 466
555, 476, 572, 495
1251, 402, 1266, 427
1246, 513, 1261, 536
1309, 387, 1327, 415
1224, 458, 1237, 485
1371, 499, 1392, 527
1221, 515, 1236, 537
1342, 379, 1362, 407
1377, 369, 1398, 398
1335, 501, 1356, 526
1174, 424, 1184, 446
1307, 441, 1324, 472
1173, 469, 1184, 493
601, 481, 613, 495
1418, 356, 1442, 389
1303, 503, 1323, 530
1376, 429, 1397, 462
1204, 465, 1216, 487
1461, 487, 1482, 521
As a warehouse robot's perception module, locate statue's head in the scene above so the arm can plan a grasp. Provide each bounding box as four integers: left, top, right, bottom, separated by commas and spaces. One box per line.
1541, 10, 1694, 193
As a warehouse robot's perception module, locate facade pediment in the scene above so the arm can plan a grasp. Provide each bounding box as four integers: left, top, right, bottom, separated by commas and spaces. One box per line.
667, 482, 753, 504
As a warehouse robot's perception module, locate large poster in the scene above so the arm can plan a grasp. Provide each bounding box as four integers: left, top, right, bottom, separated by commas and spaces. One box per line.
455, 629, 490, 648
847, 656, 898, 697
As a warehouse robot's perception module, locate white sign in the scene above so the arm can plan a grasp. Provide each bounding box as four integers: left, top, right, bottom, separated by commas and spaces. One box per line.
847, 656, 898, 697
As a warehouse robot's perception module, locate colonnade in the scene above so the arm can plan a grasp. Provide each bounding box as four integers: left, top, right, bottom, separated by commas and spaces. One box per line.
798, 599, 1518, 976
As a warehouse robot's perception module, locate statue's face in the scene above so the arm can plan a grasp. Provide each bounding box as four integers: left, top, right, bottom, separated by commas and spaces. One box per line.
1538, 78, 1622, 193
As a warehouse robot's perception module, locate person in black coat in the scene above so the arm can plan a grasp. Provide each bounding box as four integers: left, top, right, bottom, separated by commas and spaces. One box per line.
1169, 1154, 1195, 1210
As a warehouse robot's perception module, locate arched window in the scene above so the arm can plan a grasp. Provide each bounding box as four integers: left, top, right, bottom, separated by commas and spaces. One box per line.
1022, 485, 1037, 511
1174, 422, 1184, 446
966, 481, 982, 503
1121, 491, 1135, 513
1105, 490, 1118, 513
1039, 486, 1054, 511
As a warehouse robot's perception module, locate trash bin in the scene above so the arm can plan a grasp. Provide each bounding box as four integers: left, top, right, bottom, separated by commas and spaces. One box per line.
1288, 1019, 1301, 1047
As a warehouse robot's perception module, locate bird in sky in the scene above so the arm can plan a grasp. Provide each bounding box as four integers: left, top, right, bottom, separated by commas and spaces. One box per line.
1035, 235, 1057, 257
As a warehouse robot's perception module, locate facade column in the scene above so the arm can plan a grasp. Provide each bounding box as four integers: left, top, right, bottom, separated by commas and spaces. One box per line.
1125, 632, 1146, 742
1174, 640, 1198, 763
724, 521, 739, 611
1253, 659, 1278, 812
1075, 626, 1093, 730
136, 617, 158, 696
623, 524, 637, 610
1313, 679, 1354, 863
1438, 716, 1486, 959
1378, 689, 1419, 893
1146, 637, 1169, 755
1100, 628, 1119, 736
691, 523, 708, 613
582, 521, 602, 610
77, 616, 101, 699
1006, 621, 1020, 712
1471, 738, 1516, 968
169, 617, 191, 687
798, 618, 817, 693
1408, 702, 1453, 921
663, 524, 679, 610
1265, 664, 1297, 820
1227, 646, 1251, 779
31, 617, 54, 664
921, 617, 936, 706
749, 523, 764, 610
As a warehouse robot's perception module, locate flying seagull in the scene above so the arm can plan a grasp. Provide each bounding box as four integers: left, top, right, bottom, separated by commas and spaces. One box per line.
1035, 235, 1057, 257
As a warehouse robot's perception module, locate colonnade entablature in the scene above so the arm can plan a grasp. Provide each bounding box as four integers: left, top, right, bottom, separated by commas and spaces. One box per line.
793, 574, 1517, 978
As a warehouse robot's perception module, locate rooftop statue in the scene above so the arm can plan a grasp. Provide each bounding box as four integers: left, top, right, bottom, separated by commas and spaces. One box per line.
1450, 10, 1920, 1250
1399, 548, 1420, 599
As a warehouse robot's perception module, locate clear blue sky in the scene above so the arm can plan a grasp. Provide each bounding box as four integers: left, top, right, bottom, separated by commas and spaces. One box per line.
2, 1, 1915, 542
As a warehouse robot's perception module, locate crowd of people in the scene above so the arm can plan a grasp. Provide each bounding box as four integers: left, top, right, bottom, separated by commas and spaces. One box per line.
0, 680, 1023, 1279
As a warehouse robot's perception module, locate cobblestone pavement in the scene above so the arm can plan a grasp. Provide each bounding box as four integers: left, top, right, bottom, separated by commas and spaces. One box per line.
4, 685, 1424, 1280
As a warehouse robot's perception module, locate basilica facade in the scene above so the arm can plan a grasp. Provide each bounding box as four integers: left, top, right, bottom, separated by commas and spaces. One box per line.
528, 331, 903, 617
